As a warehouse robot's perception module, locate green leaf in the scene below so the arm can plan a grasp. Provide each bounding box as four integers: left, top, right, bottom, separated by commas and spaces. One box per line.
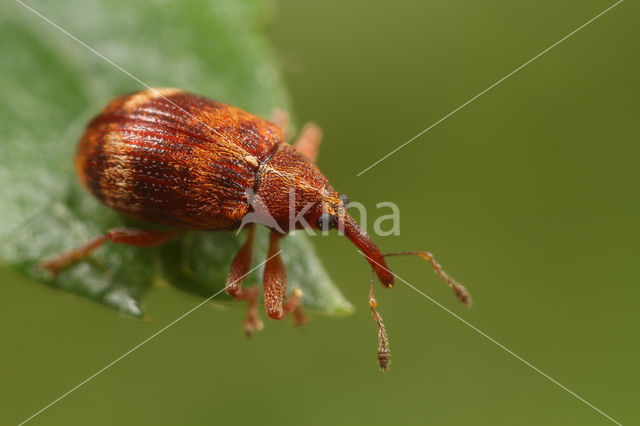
0, 0, 353, 317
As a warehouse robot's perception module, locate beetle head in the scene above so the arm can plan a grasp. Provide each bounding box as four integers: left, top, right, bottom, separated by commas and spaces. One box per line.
256, 144, 394, 287
313, 187, 395, 288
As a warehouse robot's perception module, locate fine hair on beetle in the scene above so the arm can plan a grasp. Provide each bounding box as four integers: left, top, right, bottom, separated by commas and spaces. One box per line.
39, 88, 472, 371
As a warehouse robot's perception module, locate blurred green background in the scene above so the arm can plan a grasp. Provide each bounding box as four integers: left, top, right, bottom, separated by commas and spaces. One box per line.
1, 0, 638, 425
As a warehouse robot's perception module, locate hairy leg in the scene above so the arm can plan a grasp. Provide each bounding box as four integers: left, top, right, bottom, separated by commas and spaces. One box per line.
39, 227, 181, 275
262, 230, 306, 324
292, 122, 322, 163
225, 224, 263, 335
271, 108, 322, 163
272, 109, 290, 143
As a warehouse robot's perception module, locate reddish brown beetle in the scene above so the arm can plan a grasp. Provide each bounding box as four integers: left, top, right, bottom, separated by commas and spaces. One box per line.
40, 88, 470, 370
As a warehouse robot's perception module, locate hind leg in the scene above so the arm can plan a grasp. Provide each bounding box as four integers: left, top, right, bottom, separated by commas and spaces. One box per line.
39, 227, 181, 275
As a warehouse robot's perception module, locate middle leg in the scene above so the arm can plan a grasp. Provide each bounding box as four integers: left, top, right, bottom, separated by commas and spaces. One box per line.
271, 108, 322, 163
292, 123, 322, 163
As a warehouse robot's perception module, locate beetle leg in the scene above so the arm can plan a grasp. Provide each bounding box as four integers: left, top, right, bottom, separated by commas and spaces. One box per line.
263, 230, 306, 325
293, 122, 322, 163
39, 227, 181, 275
271, 108, 290, 143
225, 224, 263, 336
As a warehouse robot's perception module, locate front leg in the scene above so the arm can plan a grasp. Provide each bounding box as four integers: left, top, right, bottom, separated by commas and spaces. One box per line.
263, 230, 306, 324
226, 223, 263, 336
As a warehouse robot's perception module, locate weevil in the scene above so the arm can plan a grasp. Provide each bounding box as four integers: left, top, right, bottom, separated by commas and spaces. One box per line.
40, 88, 471, 370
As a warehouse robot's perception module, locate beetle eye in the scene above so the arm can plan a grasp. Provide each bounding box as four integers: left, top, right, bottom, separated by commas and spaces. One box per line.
338, 193, 349, 207
316, 213, 337, 231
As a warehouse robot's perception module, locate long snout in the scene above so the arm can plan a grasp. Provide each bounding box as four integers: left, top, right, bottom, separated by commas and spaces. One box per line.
342, 214, 394, 287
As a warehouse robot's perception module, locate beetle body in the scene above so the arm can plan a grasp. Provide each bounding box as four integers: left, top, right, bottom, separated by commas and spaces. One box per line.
78, 89, 302, 230
43, 88, 470, 370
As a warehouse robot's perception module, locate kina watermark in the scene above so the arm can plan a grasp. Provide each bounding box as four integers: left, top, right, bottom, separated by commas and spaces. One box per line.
238, 187, 400, 237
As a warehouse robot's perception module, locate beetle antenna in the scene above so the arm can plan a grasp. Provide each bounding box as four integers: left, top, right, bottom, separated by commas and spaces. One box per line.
368, 269, 390, 371
384, 251, 471, 307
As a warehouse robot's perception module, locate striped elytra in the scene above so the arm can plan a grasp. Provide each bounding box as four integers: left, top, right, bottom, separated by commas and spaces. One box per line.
77, 88, 283, 230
